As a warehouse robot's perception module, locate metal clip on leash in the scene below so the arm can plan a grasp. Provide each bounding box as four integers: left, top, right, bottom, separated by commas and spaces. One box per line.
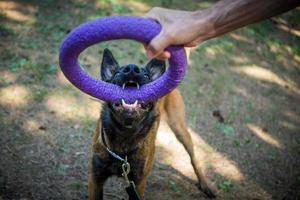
121, 156, 142, 200
121, 156, 131, 182
106, 145, 142, 200
102, 128, 142, 199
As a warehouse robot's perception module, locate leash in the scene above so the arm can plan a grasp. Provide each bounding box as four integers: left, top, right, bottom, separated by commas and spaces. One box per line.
101, 128, 142, 200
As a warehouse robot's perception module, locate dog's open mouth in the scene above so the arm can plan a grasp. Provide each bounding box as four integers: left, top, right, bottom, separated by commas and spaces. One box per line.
122, 80, 140, 90
113, 81, 151, 110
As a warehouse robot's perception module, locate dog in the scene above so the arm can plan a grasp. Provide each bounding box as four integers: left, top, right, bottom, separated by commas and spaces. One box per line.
88, 48, 217, 199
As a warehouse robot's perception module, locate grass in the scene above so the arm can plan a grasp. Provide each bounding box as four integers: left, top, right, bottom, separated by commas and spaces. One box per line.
218, 180, 234, 192
215, 123, 235, 136
0, 24, 15, 36
168, 180, 182, 195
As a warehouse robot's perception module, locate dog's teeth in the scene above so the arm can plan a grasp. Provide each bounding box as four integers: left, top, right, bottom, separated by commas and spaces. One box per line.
133, 100, 138, 107
122, 99, 126, 106
122, 83, 125, 89
137, 83, 140, 89
121, 99, 139, 109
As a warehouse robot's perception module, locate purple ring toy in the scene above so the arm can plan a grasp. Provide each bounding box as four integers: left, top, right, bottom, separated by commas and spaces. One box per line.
59, 16, 187, 103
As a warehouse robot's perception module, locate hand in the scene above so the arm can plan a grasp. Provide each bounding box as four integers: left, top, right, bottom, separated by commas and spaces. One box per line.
144, 1, 299, 60
143, 7, 214, 60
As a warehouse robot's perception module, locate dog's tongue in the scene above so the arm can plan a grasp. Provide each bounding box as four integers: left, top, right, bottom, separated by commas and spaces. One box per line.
121, 99, 138, 110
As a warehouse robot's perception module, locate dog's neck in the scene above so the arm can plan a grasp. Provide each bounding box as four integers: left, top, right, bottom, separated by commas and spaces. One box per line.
100, 104, 158, 154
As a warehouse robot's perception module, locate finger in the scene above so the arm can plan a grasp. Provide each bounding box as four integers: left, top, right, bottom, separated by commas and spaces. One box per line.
144, 42, 170, 60
146, 30, 172, 59
156, 51, 171, 60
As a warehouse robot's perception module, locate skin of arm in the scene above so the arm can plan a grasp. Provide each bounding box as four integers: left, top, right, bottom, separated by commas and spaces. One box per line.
144, 0, 300, 59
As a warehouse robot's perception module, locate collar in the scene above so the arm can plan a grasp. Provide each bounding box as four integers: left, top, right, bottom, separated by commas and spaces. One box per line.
100, 126, 139, 161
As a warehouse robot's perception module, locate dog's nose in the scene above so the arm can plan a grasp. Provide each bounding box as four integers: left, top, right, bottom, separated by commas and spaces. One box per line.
122, 64, 140, 76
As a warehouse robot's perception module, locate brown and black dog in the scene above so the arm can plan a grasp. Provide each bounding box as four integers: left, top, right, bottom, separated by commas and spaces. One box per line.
88, 49, 217, 199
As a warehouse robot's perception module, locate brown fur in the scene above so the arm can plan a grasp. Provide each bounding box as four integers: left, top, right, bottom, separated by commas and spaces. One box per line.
88, 89, 217, 199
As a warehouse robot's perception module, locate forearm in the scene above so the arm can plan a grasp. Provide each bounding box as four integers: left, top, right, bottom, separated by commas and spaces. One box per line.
143, 0, 299, 59
196, 0, 300, 40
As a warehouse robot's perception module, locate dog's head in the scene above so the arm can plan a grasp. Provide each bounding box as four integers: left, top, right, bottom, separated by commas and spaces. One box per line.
101, 48, 166, 129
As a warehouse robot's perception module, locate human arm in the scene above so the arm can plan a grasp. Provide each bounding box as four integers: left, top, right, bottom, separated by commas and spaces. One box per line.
144, 0, 300, 59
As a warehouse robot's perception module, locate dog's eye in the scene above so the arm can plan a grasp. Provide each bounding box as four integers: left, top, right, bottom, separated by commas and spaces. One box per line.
143, 74, 150, 79
114, 72, 120, 77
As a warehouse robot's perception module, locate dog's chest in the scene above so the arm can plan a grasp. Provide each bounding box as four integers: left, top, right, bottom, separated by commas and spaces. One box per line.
108, 160, 124, 175
94, 154, 147, 184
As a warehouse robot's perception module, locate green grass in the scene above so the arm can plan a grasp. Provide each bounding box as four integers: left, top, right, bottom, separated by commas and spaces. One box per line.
296, 176, 300, 183
0, 24, 15, 36
32, 89, 49, 102
215, 123, 235, 136
169, 180, 182, 195
68, 180, 84, 190
218, 180, 234, 192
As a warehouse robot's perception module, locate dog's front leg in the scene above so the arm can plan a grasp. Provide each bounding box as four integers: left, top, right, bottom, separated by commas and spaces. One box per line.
88, 175, 105, 200
163, 90, 217, 198
129, 148, 155, 199
89, 154, 110, 200
128, 160, 146, 198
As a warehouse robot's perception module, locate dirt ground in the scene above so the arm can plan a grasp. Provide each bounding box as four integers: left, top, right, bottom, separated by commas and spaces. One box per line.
0, 0, 299, 200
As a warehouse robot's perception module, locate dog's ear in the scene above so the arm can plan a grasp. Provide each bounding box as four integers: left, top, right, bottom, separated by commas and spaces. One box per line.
145, 59, 166, 81
101, 48, 119, 81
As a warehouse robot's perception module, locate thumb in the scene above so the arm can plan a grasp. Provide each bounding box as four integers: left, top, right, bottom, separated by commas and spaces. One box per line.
146, 30, 172, 59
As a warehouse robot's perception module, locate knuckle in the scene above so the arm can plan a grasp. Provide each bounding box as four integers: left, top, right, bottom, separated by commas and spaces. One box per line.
145, 7, 163, 20
151, 7, 162, 12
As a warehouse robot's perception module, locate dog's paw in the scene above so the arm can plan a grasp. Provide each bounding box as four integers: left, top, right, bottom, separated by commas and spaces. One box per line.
197, 181, 218, 198
202, 186, 217, 198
